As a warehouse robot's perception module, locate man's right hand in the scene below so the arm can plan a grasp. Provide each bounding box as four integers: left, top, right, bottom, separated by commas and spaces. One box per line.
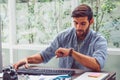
13, 53, 43, 70
13, 58, 29, 70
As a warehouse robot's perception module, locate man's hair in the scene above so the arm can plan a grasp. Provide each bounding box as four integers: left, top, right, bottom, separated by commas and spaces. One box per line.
71, 4, 93, 21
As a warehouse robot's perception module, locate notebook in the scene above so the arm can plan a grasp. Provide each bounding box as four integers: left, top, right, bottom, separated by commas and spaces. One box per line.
74, 72, 109, 80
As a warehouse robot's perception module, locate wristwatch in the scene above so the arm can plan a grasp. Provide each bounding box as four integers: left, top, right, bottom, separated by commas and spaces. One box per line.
69, 48, 73, 56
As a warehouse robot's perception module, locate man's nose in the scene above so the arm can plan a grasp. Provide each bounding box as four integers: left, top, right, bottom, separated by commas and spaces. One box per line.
76, 24, 82, 29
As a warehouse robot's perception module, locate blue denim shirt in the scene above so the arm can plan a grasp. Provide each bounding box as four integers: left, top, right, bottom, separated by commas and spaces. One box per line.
40, 27, 107, 71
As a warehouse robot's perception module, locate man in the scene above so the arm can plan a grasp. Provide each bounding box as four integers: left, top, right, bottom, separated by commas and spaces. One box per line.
13, 4, 107, 71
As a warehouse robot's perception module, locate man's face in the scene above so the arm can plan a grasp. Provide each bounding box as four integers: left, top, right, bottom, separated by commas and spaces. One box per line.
73, 16, 90, 40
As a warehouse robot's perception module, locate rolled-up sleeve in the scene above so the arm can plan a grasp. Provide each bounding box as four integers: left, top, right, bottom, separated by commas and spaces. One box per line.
40, 34, 61, 63
92, 36, 108, 69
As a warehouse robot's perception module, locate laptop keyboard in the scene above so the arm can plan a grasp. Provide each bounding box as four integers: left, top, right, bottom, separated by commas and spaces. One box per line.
17, 68, 75, 76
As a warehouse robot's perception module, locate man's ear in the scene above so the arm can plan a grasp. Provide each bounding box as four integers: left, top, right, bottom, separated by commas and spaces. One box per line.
90, 17, 94, 25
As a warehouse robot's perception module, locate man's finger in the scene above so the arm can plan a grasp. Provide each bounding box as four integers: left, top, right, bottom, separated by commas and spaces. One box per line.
24, 64, 29, 69
56, 52, 64, 58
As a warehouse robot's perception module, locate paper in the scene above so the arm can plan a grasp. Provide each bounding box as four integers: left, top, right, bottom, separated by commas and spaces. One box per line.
74, 72, 109, 80
0, 73, 3, 78
88, 73, 102, 78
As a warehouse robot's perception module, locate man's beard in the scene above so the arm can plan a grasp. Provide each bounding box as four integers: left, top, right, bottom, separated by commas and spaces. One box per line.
76, 27, 89, 40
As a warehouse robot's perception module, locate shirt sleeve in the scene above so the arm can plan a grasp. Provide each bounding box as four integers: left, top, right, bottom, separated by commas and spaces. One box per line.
40, 34, 61, 63
92, 36, 108, 69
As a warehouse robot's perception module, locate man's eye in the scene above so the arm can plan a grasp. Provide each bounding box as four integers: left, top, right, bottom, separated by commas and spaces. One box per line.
74, 22, 78, 25
81, 22, 86, 25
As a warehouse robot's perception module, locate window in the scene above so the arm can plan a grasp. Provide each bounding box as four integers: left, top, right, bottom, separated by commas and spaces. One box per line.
1, 0, 120, 65
1, 0, 73, 65
78, 0, 120, 48
0, 0, 8, 43
16, 0, 72, 45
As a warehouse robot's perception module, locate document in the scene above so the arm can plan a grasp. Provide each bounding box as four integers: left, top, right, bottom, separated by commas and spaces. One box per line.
74, 72, 109, 80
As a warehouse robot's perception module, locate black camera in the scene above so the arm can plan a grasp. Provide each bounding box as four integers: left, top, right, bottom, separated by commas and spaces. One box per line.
2, 66, 18, 80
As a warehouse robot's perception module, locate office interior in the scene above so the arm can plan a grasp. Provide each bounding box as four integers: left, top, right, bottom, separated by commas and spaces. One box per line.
0, 0, 120, 79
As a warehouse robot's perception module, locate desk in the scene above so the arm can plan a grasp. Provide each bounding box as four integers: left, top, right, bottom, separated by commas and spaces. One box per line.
0, 67, 116, 80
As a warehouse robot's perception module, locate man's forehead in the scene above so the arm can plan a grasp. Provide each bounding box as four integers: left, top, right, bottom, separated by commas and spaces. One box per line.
73, 17, 88, 22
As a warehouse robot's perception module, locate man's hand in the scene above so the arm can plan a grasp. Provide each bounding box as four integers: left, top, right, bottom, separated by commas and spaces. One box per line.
13, 58, 29, 70
55, 48, 70, 58
13, 53, 43, 70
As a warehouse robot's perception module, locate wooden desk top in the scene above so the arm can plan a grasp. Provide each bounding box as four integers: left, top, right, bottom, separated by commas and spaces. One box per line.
0, 66, 116, 80
29, 66, 116, 80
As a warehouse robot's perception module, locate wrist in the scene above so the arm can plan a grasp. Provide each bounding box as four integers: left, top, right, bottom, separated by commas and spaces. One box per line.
69, 48, 73, 56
